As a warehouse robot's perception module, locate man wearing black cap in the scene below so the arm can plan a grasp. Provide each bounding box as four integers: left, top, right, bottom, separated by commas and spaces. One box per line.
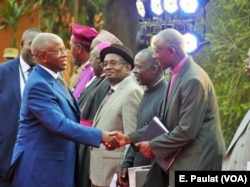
89, 44, 143, 187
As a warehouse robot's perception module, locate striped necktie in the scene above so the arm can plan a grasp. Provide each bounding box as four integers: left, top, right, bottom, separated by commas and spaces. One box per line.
57, 76, 73, 102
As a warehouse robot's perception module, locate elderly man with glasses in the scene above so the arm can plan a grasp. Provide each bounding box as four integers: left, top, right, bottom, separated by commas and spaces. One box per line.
89, 44, 143, 187
5, 33, 118, 187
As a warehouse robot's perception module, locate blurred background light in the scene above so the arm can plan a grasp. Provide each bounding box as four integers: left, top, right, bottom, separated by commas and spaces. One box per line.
135, 0, 210, 54
163, 0, 178, 14
183, 32, 199, 54
136, 0, 146, 19
151, 0, 163, 16
179, 0, 199, 14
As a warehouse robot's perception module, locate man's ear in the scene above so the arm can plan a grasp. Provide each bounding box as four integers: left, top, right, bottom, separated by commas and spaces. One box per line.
37, 52, 47, 62
167, 46, 176, 55
151, 64, 159, 73
20, 40, 24, 48
77, 44, 83, 53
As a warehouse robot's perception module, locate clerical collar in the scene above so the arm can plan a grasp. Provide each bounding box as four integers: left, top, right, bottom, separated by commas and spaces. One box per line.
152, 76, 164, 87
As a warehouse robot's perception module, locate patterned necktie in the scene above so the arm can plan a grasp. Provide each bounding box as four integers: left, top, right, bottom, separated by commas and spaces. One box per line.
105, 88, 114, 102
57, 76, 73, 102
98, 87, 114, 111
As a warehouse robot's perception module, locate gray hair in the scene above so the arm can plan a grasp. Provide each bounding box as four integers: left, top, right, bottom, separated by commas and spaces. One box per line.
31, 33, 63, 55
135, 48, 162, 72
154, 28, 186, 53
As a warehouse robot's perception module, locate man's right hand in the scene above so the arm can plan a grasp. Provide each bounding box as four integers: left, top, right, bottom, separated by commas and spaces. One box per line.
101, 131, 119, 150
110, 131, 131, 148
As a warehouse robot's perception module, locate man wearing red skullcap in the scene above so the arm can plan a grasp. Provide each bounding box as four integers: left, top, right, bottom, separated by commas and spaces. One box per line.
69, 23, 99, 99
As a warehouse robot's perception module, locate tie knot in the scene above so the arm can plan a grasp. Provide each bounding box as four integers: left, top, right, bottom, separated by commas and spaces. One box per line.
27, 67, 33, 74
108, 88, 114, 95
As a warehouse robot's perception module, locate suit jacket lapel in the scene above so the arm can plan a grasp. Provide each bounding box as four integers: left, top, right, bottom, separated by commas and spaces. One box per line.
226, 109, 250, 154
163, 58, 191, 121
93, 87, 116, 126
36, 66, 80, 113
93, 76, 131, 127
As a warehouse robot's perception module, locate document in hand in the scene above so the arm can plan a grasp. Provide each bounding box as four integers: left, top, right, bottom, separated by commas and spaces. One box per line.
139, 116, 169, 142
139, 116, 181, 171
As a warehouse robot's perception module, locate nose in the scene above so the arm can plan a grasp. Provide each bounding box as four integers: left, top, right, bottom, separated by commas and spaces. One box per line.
132, 67, 138, 74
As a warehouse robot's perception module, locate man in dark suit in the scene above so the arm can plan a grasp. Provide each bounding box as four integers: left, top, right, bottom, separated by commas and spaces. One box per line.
117, 48, 167, 186
0, 28, 42, 187
110, 28, 226, 187
78, 42, 112, 110
8, 33, 117, 187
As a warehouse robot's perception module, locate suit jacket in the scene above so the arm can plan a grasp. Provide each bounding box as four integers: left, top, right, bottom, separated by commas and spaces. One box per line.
0, 58, 21, 186
10, 65, 102, 187
222, 109, 250, 170
122, 79, 167, 168
90, 76, 143, 186
77, 77, 109, 187
80, 78, 110, 121
129, 57, 226, 187
78, 75, 106, 109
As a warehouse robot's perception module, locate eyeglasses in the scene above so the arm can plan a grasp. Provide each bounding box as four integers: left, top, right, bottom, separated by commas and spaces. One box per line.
45, 49, 68, 56
33, 49, 68, 57
100, 60, 127, 68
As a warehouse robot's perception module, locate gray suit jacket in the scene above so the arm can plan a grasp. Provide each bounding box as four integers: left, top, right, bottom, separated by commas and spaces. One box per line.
129, 57, 226, 187
222, 109, 250, 170
90, 76, 143, 186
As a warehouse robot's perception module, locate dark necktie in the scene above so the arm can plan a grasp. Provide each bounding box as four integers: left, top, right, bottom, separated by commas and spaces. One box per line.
57, 76, 73, 102
27, 67, 33, 75
104, 88, 114, 103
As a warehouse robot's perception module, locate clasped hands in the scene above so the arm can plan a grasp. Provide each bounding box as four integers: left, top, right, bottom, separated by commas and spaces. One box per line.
101, 131, 154, 158
101, 131, 129, 150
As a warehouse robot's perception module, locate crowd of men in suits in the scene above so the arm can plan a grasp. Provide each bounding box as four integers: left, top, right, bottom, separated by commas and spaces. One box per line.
0, 23, 249, 187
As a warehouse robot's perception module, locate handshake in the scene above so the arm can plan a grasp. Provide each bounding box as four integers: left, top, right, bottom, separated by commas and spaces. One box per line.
101, 131, 154, 159
101, 131, 154, 158
101, 131, 131, 150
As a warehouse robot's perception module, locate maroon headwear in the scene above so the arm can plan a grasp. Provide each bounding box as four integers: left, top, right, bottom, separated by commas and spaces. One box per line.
72, 23, 98, 45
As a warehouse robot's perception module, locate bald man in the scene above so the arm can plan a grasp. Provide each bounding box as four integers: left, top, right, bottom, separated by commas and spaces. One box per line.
7, 33, 117, 187
111, 29, 226, 187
